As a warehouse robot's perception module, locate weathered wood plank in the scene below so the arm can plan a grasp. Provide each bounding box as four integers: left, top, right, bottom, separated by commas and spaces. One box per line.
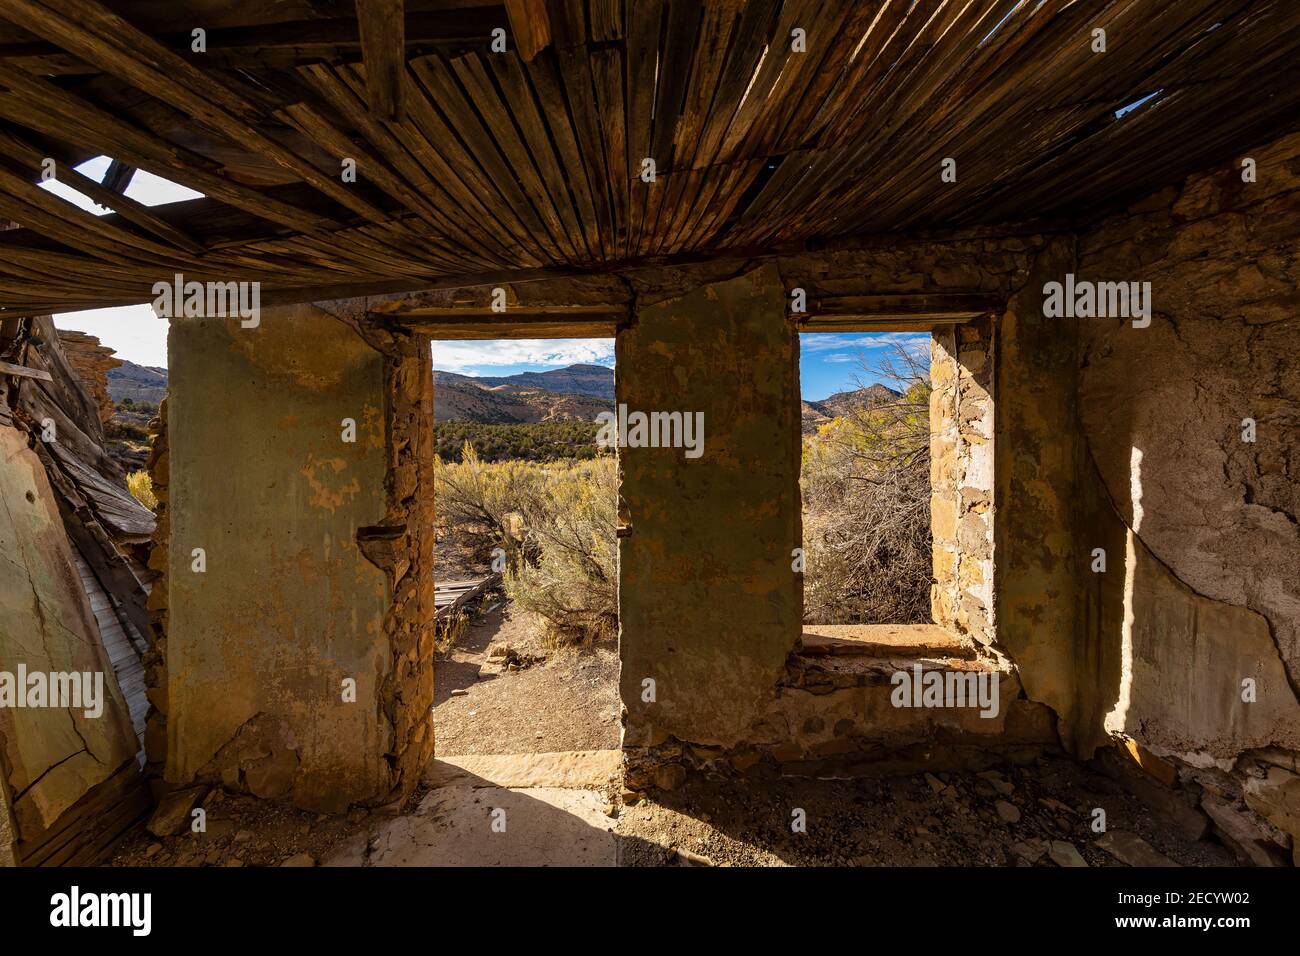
356, 0, 406, 120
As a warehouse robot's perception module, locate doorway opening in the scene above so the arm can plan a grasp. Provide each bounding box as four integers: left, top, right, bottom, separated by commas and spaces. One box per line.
427, 338, 622, 758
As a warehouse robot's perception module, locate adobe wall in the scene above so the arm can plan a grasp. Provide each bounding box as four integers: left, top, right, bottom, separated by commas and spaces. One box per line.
164, 305, 427, 812
1069, 132, 1300, 861
617, 265, 801, 774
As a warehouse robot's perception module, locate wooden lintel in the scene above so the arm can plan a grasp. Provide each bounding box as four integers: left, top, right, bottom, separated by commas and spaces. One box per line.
800, 293, 1004, 332
400, 314, 619, 340
396, 304, 623, 318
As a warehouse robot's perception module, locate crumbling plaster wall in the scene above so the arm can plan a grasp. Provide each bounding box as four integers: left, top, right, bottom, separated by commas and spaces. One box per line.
166, 306, 398, 812
1073, 133, 1300, 767
617, 265, 801, 767
987, 133, 1300, 860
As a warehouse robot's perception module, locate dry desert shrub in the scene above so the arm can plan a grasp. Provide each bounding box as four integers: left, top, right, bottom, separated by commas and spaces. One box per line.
434, 444, 618, 643
801, 349, 932, 624
126, 470, 157, 510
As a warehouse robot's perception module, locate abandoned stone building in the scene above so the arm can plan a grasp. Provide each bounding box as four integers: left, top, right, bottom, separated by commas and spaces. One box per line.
0, 0, 1297, 869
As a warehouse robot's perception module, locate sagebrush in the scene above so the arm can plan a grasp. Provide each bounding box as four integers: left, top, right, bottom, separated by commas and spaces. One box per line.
801, 349, 932, 625
435, 444, 617, 643
126, 470, 157, 510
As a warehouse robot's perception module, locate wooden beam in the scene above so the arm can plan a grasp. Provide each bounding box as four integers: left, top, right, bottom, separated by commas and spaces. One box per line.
100, 158, 133, 194
505, 0, 552, 61
0, 357, 52, 380
799, 293, 1004, 332
399, 313, 619, 340
0, 9, 510, 73
356, 0, 406, 121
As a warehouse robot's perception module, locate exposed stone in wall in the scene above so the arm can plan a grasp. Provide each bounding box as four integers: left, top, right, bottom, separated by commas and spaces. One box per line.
931, 318, 996, 647
142, 398, 168, 785
54, 329, 120, 425
165, 307, 392, 812
363, 334, 438, 803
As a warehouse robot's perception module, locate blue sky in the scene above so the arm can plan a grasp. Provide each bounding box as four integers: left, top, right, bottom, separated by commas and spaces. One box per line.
799, 332, 930, 401
430, 339, 615, 377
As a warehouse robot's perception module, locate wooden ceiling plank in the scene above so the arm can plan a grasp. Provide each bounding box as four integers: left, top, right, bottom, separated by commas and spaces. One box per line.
451, 51, 581, 260
0, 66, 340, 233
554, 44, 615, 260
622, 0, 660, 257
285, 64, 507, 262
396, 58, 548, 266
523, 51, 603, 262
489, 52, 592, 261
0, 127, 204, 253
588, 45, 628, 258
409, 53, 565, 262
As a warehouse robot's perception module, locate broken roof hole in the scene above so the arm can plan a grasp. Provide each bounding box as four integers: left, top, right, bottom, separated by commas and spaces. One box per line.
1114, 89, 1165, 120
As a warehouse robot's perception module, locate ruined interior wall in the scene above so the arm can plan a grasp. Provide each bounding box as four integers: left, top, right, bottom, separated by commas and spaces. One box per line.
992, 236, 1099, 754
142, 398, 168, 784
0, 422, 138, 847
165, 306, 392, 812
618, 265, 801, 775
1071, 132, 1300, 860
618, 243, 1042, 787
931, 318, 996, 647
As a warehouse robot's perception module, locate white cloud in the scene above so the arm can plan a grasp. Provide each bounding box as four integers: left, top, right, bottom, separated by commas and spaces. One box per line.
799, 331, 929, 353
430, 338, 615, 373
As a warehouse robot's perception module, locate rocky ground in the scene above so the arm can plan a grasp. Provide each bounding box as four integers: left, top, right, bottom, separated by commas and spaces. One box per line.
110, 593, 1243, 869
111, 749, 1241, 868
613, 753, 1238, 867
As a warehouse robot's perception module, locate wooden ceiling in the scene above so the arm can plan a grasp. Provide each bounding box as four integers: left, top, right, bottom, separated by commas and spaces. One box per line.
0, 0, 1297, 317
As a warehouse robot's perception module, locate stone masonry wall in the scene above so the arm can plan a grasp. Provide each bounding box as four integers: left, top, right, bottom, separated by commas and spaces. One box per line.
931, 318, 996, 648
1071, 131, 1300, 863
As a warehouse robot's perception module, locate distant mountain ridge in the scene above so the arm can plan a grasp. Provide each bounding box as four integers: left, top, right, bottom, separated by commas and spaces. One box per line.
467, 363, 614, 400
434, 364, 613, 423
801, 383, 901, 434
107, 359, 167, 406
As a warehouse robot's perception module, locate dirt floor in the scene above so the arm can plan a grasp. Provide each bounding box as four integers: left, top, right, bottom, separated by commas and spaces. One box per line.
434, 598, 621, 756
111, 750, 1241, 868
613, 754, 1238, 867
111, 594, 1242, 868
